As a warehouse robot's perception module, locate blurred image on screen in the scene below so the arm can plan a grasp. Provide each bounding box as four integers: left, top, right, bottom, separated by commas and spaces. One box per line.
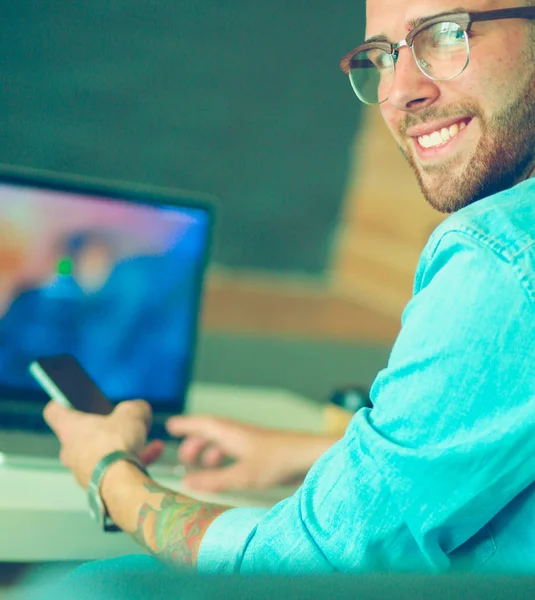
0, 183, 210, 404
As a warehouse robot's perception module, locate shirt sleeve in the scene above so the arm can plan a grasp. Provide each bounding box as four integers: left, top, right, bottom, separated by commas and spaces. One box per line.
196, 507, 269, 573
198, 228, 535, 574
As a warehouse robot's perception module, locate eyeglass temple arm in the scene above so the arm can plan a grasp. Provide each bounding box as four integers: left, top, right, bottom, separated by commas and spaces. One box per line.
469, 6, 535, 25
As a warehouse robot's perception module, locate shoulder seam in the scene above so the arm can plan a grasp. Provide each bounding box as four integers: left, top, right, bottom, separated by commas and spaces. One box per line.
422, 227, 535, 305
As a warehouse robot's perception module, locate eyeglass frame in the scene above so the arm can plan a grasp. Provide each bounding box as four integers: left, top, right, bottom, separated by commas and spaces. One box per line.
339, 6, 535, 103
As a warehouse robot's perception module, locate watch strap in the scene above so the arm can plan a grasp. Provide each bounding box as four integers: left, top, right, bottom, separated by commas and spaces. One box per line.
88, 450, 149, 532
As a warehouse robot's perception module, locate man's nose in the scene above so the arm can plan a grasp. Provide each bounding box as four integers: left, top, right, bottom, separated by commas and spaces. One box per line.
387, 47, 440, 112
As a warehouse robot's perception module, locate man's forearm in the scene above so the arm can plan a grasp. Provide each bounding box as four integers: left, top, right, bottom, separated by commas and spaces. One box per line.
100, 461, 228, 567
284, 432, 340, 479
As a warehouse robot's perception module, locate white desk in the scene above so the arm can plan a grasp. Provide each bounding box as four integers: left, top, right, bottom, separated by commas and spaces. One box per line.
0, 384, 323, 562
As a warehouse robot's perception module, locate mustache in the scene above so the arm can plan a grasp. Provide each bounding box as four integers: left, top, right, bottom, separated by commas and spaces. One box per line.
399, 104, 483, 137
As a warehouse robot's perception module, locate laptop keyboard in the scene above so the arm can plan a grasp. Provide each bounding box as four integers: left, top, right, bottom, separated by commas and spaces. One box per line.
0, 409, 50, 433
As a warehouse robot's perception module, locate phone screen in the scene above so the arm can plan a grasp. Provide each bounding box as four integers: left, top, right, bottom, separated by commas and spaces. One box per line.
29, 354, 114, 415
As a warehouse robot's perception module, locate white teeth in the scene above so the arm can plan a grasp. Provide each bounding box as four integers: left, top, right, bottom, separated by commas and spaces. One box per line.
420, 135, 432, 148
430, 131, 443, 146
417, 120, 468, 149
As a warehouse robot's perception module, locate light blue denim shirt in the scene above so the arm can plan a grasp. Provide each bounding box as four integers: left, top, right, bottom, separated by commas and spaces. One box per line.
198, 176, 535, 574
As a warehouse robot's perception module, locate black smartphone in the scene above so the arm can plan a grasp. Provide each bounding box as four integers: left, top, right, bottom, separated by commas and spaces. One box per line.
29, 354, 114, 415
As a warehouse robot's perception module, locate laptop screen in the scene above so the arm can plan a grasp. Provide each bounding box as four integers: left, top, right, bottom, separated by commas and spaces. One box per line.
0, 176, 212, 412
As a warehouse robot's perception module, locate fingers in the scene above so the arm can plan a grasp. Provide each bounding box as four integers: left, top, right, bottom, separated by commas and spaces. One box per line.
43, 400, 76, 440
140, 440, 165, 466
43, 400, 69, 426
115, 399, 152, 429
178, 435, 212, 466
178, 435, 227, 468
166, 415, 246, 456
166, 415, 224, 438
201, 445, 225, 468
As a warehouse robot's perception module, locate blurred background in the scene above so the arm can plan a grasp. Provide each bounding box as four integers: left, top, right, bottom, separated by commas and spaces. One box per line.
0, 0, 445, 404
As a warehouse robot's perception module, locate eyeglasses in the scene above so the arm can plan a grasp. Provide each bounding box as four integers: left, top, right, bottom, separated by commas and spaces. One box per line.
339, 6, 535, 105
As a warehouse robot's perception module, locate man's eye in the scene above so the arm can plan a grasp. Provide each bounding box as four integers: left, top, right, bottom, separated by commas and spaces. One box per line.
429, 24, 466, 47
437, 33, 464, 46
369, 51, 391, 69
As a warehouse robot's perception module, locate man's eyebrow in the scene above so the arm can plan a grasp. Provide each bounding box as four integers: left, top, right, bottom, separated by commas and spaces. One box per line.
407, 7, 468, 29
362, 33, 390, 44
363, 7, 468, 44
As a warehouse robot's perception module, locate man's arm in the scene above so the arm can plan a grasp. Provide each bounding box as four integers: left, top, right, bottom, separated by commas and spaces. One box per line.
100, 461, 228, 566
165, 415, 340, 492
43, 400, 229, 569
197, 228, 535, 574
46, 222, 535, 574
44, 400, 338, 569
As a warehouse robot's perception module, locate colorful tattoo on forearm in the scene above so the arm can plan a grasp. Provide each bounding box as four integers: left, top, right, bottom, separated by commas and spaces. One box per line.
133, 482, 227, 567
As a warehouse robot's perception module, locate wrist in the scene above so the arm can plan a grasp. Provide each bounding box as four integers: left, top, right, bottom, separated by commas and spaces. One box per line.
100, 458, 148, 493
98, 458, 151, 532
278, 431, 338, 479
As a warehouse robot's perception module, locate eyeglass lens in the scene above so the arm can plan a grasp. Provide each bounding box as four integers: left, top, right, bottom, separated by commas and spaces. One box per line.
349, 21, 470, 104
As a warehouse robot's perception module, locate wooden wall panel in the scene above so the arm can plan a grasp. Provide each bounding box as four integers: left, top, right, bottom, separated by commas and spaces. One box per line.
202, 270, 400, 343
331, 107, 445, 318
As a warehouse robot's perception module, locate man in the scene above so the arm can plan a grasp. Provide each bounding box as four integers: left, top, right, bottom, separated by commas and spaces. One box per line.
45, 0, 535, 574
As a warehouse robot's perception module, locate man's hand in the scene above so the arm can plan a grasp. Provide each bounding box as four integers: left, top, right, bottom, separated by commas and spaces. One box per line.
165, 415, 339, 493
43, 400, 164, 489
44, 400, 226, 566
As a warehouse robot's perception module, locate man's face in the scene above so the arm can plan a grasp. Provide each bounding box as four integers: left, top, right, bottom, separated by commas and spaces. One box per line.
75, 242, 113, 293
366, 0, 535, 212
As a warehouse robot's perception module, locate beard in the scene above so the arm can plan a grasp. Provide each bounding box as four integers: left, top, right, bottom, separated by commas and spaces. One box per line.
399, 70, 535, 213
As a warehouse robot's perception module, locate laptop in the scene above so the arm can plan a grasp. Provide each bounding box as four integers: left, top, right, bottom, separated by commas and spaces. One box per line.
0, 165, 215, 468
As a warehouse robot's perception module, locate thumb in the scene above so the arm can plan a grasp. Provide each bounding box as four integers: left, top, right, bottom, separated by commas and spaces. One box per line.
43, 400, 80, 440
183, 463, 253, 493
114, 399, 152, 430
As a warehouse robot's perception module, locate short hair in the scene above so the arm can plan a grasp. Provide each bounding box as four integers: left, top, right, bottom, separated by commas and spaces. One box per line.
62, 230, 115, 262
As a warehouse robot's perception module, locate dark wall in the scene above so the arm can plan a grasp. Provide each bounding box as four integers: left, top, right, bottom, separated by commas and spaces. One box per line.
1, 0, 365, 274
196, 332, 390, 404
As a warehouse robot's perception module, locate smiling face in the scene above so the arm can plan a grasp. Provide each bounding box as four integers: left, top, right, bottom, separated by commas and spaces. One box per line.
366, 0, 535, 212
73, 241, 114, 293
